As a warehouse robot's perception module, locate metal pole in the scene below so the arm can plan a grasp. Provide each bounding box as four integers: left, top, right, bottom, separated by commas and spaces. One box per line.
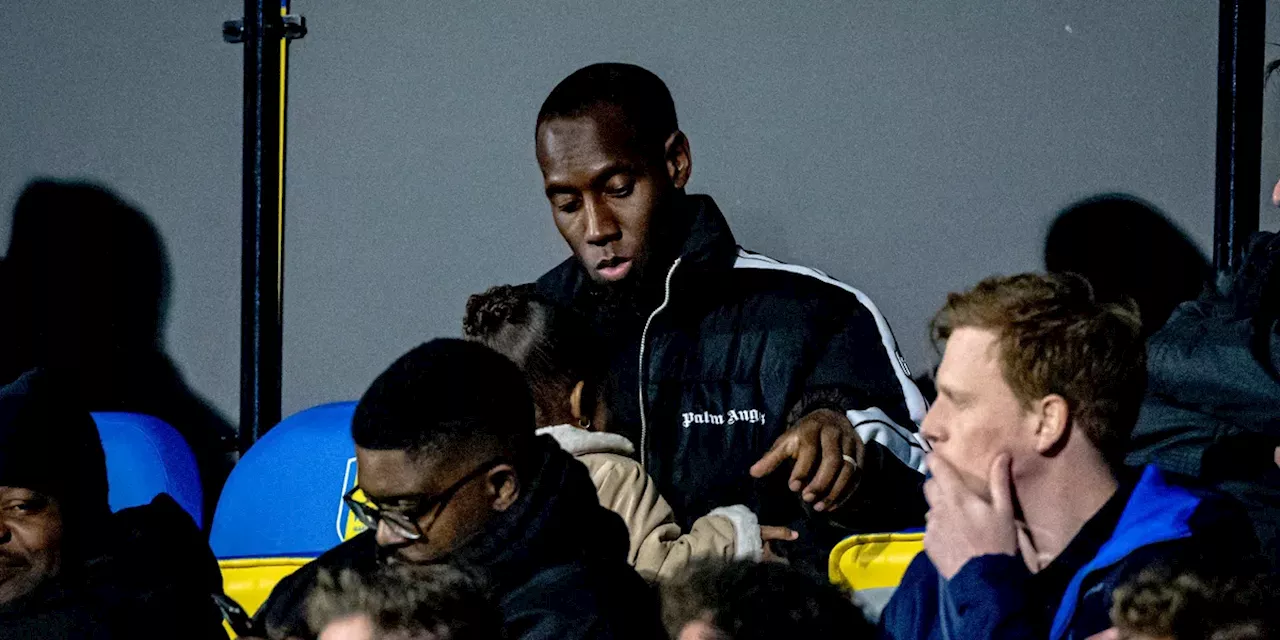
240, 0, 283, 452
1213, 0, 1265, 276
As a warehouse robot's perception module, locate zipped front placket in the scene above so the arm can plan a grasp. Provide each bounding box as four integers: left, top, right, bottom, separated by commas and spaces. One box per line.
638, 257, 681, 469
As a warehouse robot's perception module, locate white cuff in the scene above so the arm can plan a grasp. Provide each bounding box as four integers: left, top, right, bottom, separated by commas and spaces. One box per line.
708, 505, 762, 561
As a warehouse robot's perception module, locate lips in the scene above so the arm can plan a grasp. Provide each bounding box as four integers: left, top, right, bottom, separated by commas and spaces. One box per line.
595, 256, 633, 281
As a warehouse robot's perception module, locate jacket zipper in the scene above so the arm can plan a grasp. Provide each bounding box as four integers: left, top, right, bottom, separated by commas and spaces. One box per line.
638, 257, 681, 469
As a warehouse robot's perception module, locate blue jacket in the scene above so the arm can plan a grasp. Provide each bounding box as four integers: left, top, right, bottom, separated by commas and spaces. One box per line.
879, 466, 1253, 640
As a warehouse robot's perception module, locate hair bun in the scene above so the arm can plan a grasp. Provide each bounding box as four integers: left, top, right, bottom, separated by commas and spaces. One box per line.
463, 283, 538, 338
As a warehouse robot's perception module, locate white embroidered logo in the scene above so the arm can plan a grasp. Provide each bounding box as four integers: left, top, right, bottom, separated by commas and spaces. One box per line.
681, 409, 767, 428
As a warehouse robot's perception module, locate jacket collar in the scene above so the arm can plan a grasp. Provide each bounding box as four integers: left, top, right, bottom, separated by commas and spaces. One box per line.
535, 194, 738, 308
537, 424, 635, 457
449, 436, 630, 590
1049, 465, 1203, 640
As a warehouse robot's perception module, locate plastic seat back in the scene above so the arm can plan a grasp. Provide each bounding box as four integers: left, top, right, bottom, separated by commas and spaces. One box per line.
211, 401, 365, 559
92, 412, 203, 529
829, 531, 925, 619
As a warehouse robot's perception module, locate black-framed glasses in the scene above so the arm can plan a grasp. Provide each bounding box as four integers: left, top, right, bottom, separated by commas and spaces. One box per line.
343, 458, 504, 541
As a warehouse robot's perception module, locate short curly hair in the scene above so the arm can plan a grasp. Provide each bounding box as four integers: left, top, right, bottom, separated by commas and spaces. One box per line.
1110, 565, 1278, 640
660, 560, 875, 639
930, 272, 1146, 464
306, 564, 503, 640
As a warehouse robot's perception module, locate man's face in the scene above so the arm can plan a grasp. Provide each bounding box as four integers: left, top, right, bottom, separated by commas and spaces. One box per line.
920, 327, 1038, 497
0, 487, 63, 605
536, 110, 684, 286
354, 447, 499, 566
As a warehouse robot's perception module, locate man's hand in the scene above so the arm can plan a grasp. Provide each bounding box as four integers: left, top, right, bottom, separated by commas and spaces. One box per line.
749, 409, 863, 512
923, 452, 1018, 579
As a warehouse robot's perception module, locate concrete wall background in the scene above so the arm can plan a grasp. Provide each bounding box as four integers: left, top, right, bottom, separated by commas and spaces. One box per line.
3, 1, 1277, 426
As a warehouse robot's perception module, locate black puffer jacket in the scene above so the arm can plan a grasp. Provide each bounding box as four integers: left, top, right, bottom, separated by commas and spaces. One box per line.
1129, 231, 1280, 564
256, 437, 662, 640
537, 195, 928, 549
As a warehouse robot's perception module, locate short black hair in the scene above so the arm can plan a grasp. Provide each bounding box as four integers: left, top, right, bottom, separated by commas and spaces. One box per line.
462, 284, 597, 425
661, 560, 875, 639
536, 63, 678, 152
352, 339, 535, 465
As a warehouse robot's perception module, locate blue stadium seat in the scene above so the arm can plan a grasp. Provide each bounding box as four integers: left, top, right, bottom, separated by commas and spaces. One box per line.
210, 401, 364, 559
210, 401, 365, 619
92, 412, 204, 529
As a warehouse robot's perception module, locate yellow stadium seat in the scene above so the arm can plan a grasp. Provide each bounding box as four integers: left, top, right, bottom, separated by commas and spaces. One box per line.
828, 531, 924, 617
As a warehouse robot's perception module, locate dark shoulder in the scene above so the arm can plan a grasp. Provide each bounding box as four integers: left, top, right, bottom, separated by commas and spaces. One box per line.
726, 251, 879, 320
502, 560, 659, 640
257, 532, 379, 638
535, 257, 584, 308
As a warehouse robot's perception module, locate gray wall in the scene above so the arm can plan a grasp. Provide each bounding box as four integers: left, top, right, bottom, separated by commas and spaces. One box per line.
3, 1, 1278, 426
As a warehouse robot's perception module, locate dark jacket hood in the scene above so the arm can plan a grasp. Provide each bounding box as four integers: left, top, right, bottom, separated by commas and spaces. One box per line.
0, 368, 110, 534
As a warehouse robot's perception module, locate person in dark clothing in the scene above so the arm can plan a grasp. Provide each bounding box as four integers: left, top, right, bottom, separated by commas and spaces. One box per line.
0, 368, 227, 639
1044, 193, 1210, 338
0, 180, 236, 527
660, 559, 876, 639
879, 274, 1257, 640
533, 63, 929, 570
254, 339, 662, 640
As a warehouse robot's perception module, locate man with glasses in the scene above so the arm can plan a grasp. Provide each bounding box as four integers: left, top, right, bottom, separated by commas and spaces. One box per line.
254, 339, 661, 640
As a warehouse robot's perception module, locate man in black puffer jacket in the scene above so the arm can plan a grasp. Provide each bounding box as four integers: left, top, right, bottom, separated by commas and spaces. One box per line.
255, 340, 661, 640
0, 368, 227, 640
533, 64, 929, 567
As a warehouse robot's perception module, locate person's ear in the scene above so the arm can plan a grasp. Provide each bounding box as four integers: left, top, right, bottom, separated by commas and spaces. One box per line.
664, 130, 692, 189
569, 381, 586, 424
487, 465, 521, 512
1033, 394, 1070, 455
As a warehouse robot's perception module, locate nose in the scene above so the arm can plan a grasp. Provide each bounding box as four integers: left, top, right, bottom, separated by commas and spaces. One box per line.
583, 197, 621, 246
919, 405, 944, 447
0, 521, 11, 545
374, 519, 409, 548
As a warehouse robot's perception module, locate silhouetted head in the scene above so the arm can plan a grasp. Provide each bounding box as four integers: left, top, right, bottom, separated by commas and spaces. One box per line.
350, 339, 535, 565
5, 180, 169, 358
462, 283, 611, 431
661, 560, 874, 639
0, 368, 109, 605
1044, 194, 1209, 336
535, 63, 692, 289
1105, 563, 1278, 640
307, 564, 503, 640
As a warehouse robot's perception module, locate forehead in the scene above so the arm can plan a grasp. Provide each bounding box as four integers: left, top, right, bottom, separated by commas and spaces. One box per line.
937, 327, 1007, 390
354, 447, 453, 501
536, 111, 647, 179
0, 486, 44, 500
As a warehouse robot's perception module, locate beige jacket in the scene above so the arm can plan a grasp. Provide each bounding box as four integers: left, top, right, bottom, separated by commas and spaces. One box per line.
538, 425, 760, 583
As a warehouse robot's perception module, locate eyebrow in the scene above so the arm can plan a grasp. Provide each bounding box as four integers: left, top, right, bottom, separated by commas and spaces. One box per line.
357, 488, 427, 507
936, 384, 970, 402
544, 163, 635, 199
